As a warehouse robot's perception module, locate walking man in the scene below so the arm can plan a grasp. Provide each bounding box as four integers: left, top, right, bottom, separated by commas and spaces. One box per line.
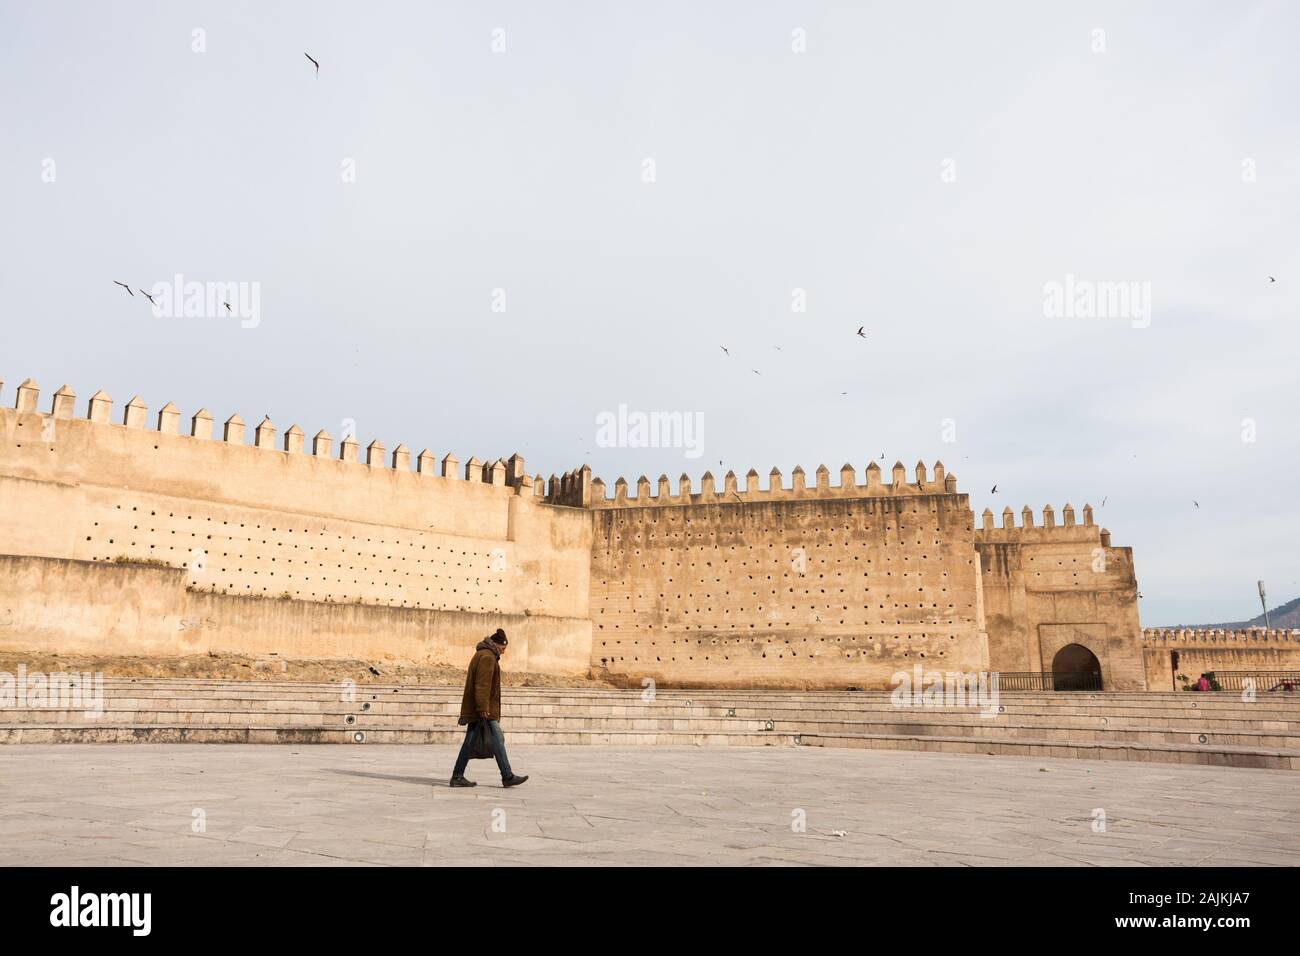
450, 628, 529, 788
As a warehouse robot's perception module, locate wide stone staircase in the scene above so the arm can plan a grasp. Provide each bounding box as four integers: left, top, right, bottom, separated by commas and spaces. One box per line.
3, 678, 1299, 770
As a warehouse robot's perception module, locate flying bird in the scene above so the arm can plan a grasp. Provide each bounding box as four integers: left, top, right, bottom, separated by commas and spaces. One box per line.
113, 281, 133, 296
1267, 276, 1276, 283
139, 289, 157, 305
305, 52, 319, 76
1101, 496, 1107, 508
1193, 500, 1199, 509
856, 326, 866, 338
990, 484, 998, 494
223, 301, 232, 313
720, 346, 729, 356
751, 369, 760, 375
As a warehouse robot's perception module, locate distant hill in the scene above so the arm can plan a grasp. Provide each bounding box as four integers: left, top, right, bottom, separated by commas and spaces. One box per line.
1160, 595, 1300, 631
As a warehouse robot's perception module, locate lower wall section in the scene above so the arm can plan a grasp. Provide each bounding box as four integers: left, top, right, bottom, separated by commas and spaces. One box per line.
590, 630, 988, 690
1143, 631, 1300, 691
0, 554, 592, 676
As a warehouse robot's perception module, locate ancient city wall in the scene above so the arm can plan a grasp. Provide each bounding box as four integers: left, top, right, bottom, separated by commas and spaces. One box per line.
975, 504, 1145, 690
1142, 628, 1300, 691
1, 375, 1155, 689
0, 379, 593, 674
0, 555, 589, 674
587, 461, 989, 689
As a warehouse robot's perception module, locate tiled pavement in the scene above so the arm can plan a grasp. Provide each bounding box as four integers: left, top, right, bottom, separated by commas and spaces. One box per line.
1, 744, 1296, 866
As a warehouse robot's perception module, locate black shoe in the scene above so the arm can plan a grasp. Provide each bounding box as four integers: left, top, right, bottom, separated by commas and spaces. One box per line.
502, 774, 529, 788
449, 775, 477, 788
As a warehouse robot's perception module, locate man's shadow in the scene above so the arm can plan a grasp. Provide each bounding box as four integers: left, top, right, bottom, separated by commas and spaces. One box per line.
328, 768, 449, 787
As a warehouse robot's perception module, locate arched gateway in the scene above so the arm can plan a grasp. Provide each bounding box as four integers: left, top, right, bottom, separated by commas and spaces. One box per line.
1051, 643, 1103, 691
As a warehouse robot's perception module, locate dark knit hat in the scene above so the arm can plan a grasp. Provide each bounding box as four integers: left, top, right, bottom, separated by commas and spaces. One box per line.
489, 628, 508, 646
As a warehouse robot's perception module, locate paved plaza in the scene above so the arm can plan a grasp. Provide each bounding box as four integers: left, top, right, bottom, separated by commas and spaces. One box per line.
1, 745, 1297, 866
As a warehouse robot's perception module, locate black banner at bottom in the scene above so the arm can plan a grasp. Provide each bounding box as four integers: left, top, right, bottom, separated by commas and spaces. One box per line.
0, 865, 1288, 942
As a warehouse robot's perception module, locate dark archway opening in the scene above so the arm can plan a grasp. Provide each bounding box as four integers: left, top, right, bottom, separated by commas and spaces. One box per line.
1051, 643, 1103, 691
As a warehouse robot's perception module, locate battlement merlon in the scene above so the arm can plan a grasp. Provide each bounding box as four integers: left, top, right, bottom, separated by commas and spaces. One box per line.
5, 377, 1119, 534
976, 503, 1111, 544
564, 460, 962, 508
2, 376, 536, 491
1143, 627, 1300, 647
544, 465, 593, 507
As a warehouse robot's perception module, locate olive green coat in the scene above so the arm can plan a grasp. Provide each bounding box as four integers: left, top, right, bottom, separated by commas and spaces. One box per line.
459, 639, 502, 725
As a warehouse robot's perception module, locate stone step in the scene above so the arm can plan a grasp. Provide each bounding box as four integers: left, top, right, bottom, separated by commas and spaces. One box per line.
91, 681, 1300, 702
5, 704, 1298, 740
90, 680, 1300, 696
2, 723, 1295, 770
10, 678, 1299, 769
796, 733, 1299, 770
116, 694, 1300, 718
67, 681, 1300, 713
0, 725, 790, 747
2, 711, 1296, 749
16, 695, 1298, 730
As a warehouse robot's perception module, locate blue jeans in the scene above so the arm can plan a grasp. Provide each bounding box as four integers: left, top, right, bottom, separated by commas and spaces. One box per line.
452, 719, 513, 780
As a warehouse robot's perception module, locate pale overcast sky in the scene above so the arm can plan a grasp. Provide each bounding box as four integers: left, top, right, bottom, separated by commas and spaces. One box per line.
2, 1, 1297, 626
